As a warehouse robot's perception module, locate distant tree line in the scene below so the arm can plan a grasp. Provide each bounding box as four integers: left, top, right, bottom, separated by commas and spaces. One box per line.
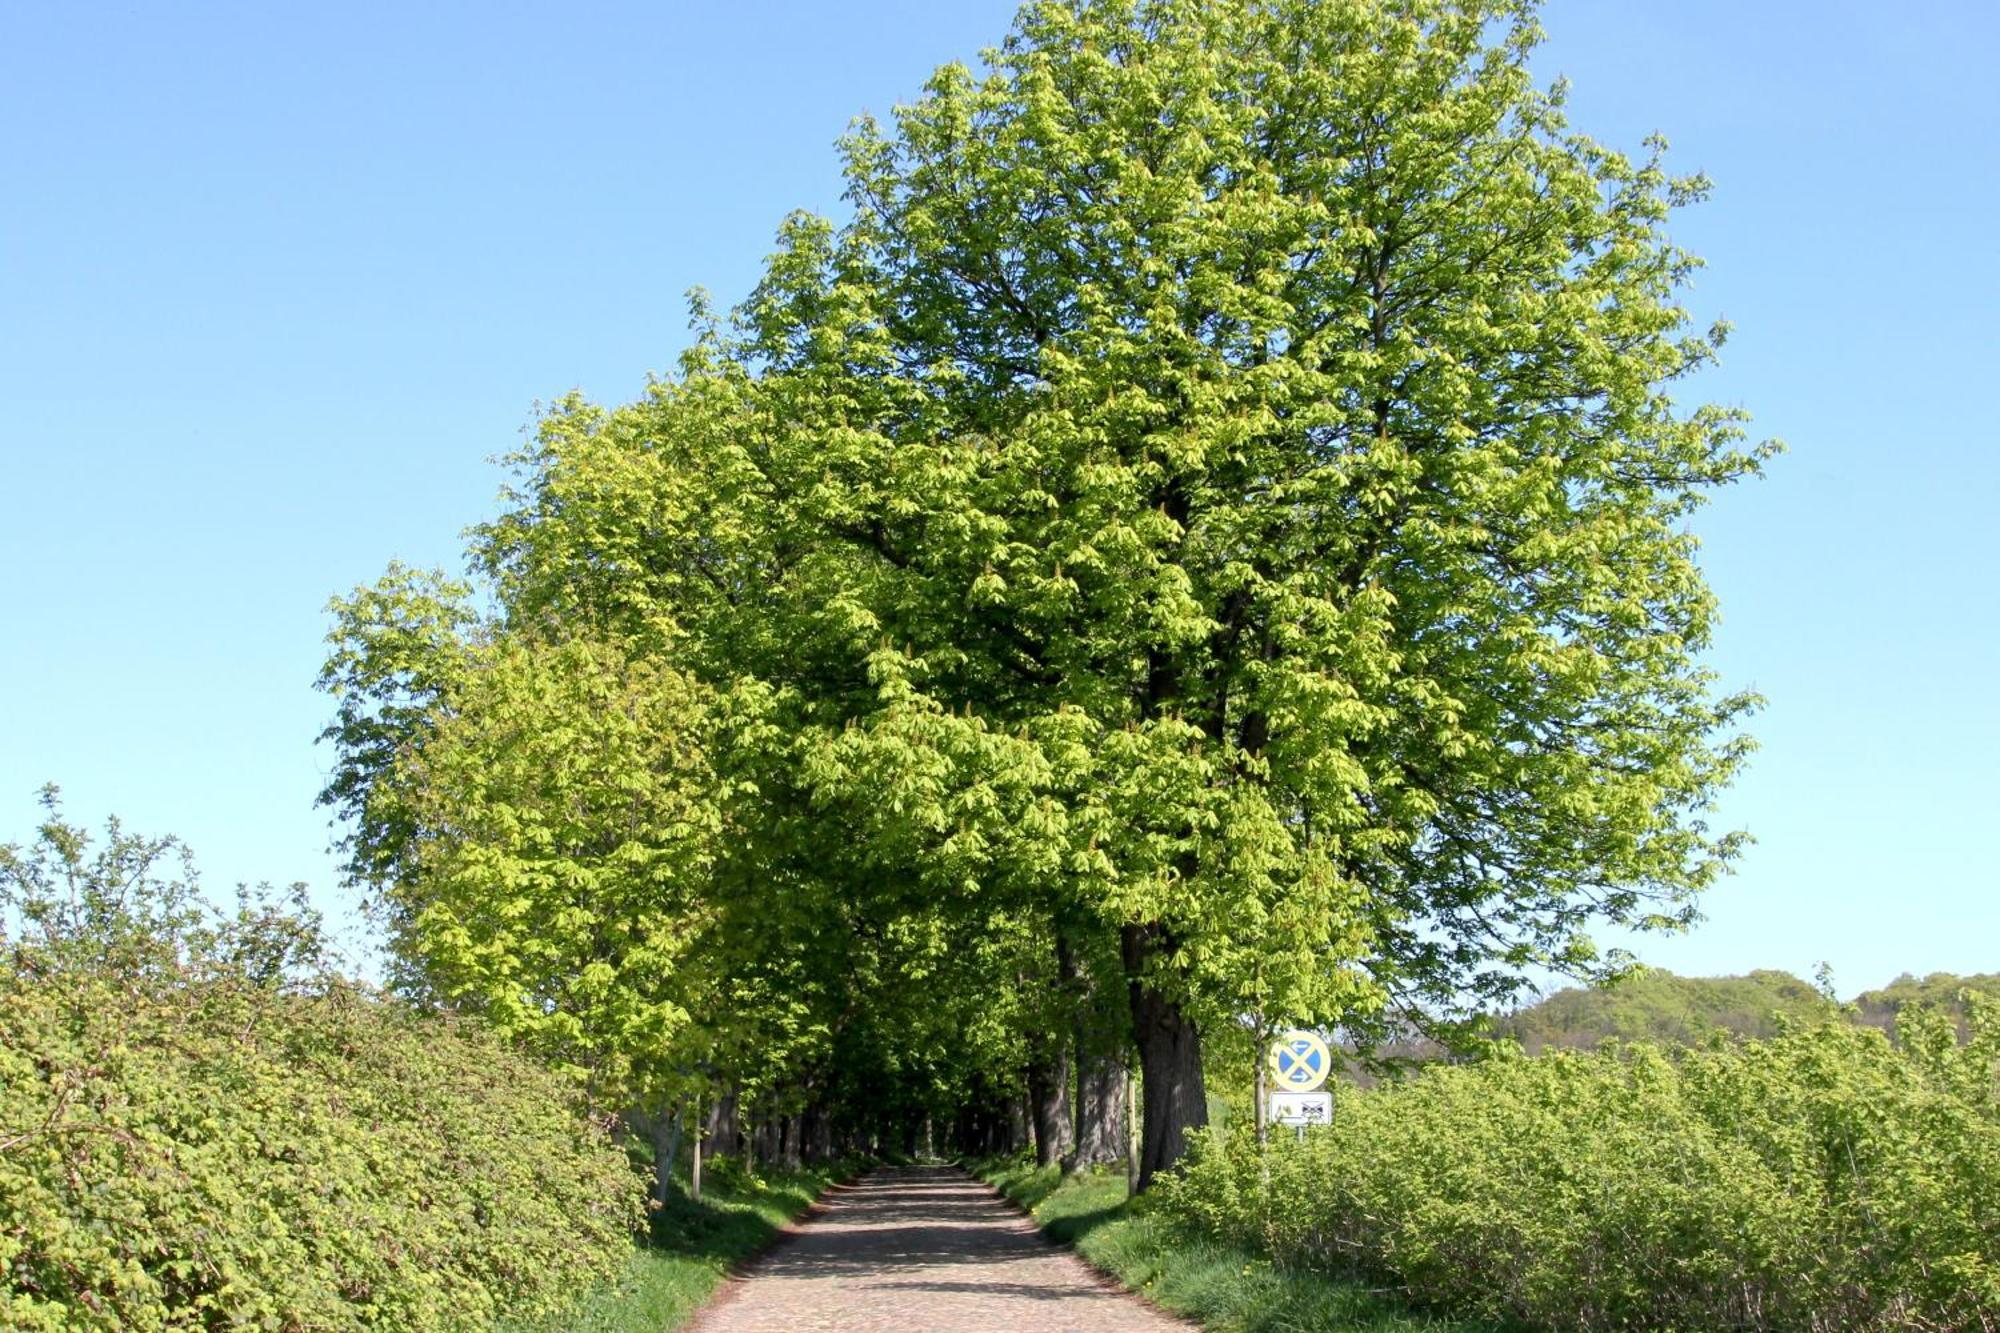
1480, 967, 2000, 1055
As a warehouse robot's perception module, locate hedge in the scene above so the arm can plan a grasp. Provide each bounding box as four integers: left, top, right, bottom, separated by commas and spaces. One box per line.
2, 800, 644, 1330
1157, 1013, 2000, 1331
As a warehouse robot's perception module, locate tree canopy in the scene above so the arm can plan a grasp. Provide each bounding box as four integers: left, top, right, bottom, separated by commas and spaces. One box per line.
321, 0, 1767, 1186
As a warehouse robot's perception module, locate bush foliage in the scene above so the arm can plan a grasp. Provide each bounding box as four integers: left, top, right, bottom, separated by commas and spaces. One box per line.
1159, 1013, 2000, 1331
1, 794, 643, 1330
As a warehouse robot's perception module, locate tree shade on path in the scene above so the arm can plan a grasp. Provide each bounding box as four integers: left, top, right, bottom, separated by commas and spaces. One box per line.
688, 1166, 1183, 1332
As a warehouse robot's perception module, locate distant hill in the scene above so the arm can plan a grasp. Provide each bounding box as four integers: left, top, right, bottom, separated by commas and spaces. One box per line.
1334, 969, 1997, 1080
1850, 971, 2000, 1037
1498, 969, 2000, 1054
1500, 969, 1835, 1053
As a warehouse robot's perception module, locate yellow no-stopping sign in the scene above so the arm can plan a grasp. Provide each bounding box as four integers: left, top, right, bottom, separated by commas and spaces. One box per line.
1269, 1030, 1331, 1093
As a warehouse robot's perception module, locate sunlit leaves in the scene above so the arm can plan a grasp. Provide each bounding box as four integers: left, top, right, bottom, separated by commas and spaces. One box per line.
321, 0, 1770, 1130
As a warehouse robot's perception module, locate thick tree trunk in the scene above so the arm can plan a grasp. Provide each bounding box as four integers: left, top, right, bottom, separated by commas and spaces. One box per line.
971, 1102, 997, 1156
1007, 1091, 1034, 1155
1027, 1042, 1075, 1168
1124, 923, 1206, 1191
1069, 1046, 1129, 1169
1060, 931, 1131, 1172
804, 1106, 830, 1162
647, 1105, 684, 1211
712, 1084, 739, 1159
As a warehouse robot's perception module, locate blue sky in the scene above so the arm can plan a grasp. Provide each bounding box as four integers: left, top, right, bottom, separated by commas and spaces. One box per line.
3, 1, 1995, 995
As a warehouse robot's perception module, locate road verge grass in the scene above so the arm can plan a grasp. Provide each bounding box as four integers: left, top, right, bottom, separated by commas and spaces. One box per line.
977, 1159, 1490, 1333
508, 1159, 847, 1333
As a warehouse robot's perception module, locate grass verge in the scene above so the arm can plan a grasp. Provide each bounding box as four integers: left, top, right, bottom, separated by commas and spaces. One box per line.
976, 1159, 1494, 1333
507, 1160, 846, 1333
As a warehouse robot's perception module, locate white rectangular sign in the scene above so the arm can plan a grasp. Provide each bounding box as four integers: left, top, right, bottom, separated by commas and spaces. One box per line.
1268, 1091, 1333, 1126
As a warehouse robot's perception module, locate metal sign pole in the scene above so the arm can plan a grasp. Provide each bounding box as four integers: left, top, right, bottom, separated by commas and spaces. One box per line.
1253, 1039, 1268, 1145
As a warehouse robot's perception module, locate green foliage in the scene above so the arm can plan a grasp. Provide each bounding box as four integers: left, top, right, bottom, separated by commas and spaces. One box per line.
1854, 972, 2000, 1036
1158, 1014, 2000, 1331
0, 795, 642, 1331
317, 562, 481, 915
321, 0, 1772, 1170
979, 1159, 1486, 1331
1501, 967, 1835, 1051
798, 0, 1769, 1031
509, 1161, 842, 1333
383, 631, 723, 1099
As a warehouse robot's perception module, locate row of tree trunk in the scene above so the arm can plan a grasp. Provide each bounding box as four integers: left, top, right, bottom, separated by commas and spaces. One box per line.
702, 1087, 852, 1171
630, 1038, 1142, 1208
626, 924, 1187, 1203
628, 1084, 865, 1205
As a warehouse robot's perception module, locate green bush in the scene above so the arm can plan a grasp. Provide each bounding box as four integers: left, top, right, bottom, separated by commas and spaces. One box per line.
1158, 1015, 2000, 1331
1, 794, 644, 1330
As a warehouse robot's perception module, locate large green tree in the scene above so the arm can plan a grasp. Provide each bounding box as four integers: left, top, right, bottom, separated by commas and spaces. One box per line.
786, 0, 1766, 1182
326, 0, 1768, 1187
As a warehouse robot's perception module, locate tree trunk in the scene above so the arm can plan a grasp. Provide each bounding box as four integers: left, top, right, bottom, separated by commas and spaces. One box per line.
1006, 1092, 1031, 1155
802, 1106, 828, 1163
1069, 1046, 1129, 1169
1059, 930, 1130, 1172
1027, 1041, 1075, 1168
1124, 923, 1206, 1191
648, 1105, 684, 1211
712, 1084, 739, 1159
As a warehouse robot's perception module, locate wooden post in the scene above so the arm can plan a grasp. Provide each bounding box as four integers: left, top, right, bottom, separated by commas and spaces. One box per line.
1123, 1064, 1139, 1197
691, 1095, 704, 1201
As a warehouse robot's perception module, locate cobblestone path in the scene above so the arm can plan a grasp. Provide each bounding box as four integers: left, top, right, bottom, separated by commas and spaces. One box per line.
687, 1165, 1186, 1332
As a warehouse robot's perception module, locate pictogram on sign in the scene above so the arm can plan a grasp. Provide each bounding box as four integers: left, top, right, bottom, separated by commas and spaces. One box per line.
1268, 1030, 1331, 1093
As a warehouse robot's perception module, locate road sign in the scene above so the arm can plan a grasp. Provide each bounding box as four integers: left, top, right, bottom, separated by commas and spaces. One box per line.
1268, 1030, 1331, 1093
1268, 1091, 1333, 1126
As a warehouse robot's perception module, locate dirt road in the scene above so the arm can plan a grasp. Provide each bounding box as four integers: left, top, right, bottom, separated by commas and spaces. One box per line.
688, 1165, 1185, 1332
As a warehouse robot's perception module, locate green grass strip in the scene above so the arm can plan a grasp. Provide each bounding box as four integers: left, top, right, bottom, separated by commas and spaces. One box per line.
506, 1163, 842, 1333
977, 1160, 1494, 1333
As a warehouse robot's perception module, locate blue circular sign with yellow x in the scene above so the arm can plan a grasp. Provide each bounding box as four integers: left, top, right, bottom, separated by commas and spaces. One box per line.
1269, 1030, 1331, 1092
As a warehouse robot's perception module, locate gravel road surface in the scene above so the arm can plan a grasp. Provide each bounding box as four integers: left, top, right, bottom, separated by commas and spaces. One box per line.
687, 1165, 1186, 1332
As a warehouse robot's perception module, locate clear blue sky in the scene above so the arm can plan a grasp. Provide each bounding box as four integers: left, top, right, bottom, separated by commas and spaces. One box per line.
4, 1, 1995, 994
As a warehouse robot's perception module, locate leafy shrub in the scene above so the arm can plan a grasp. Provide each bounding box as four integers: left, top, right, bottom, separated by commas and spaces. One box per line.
1158, 1014, 2000, 1331
1, 793, 644, 1330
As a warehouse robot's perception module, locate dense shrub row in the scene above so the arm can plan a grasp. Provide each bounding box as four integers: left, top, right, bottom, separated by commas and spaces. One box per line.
1158, 1013, 2000, 1331
1, 803, 644, 1330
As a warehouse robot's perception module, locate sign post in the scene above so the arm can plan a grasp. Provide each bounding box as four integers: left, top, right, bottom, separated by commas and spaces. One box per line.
1265, 1030, 1334, 1137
